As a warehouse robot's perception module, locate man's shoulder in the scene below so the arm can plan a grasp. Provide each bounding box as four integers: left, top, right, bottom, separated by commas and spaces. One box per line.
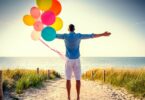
65, 32, 82, 37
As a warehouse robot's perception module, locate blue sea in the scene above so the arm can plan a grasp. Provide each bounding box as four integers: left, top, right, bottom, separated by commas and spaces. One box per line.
0, 57, 145, 74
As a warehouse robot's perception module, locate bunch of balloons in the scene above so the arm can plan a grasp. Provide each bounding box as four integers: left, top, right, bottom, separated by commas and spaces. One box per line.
23, 0, 63, 41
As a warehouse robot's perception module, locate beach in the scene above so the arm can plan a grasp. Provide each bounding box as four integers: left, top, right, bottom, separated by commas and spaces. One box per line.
1, 57, 145, 100
1, 0, 145, 99
4, 77, 142, 100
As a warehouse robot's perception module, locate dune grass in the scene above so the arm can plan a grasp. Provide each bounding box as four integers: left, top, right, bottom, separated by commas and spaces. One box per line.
82, 68, 145, 98
2, 69, 61, 94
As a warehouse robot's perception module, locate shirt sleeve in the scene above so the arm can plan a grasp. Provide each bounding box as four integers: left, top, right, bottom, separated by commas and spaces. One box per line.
79, 33, 95, 39
56, 34, 65, 39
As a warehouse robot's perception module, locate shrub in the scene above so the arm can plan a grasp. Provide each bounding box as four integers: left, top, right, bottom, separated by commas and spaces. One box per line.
2, 69, 61, 94
82, 68, 145, 98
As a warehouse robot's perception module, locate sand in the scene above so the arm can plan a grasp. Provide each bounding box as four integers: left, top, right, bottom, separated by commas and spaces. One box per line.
4, 77, 142, 100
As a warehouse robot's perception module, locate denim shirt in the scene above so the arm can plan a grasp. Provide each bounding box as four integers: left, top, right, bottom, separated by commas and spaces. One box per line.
56, 32, 94, 59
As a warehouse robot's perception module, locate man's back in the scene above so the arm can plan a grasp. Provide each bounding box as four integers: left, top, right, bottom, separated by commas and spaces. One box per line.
64, 32, 81, 59
56, 32, 94, 59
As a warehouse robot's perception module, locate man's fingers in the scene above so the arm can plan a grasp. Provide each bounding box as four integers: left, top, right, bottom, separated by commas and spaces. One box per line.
103, 31, 111, 36
105, 32, 111, 36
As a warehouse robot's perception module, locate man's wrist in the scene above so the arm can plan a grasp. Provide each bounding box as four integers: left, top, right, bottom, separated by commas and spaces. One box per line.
101, 33, 105, 36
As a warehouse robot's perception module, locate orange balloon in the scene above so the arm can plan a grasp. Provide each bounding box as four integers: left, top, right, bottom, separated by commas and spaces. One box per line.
23, 15, 35, 26
49, 0, 62, 16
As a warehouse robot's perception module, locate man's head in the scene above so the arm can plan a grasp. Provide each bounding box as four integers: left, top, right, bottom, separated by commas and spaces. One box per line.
68, 24, 75, 32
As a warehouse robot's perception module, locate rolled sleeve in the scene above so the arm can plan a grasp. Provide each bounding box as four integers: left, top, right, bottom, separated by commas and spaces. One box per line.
56, 34, 65, 39
79, 33, 94, 39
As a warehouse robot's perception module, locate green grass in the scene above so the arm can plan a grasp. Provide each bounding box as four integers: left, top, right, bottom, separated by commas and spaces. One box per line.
82, 68, 145, 98
2, 69, 61, 94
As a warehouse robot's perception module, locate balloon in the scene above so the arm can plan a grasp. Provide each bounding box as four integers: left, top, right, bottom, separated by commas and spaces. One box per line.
41, 27, 56, 41
31, 31, 40, 41
49, 0, 62, 16
33, 21, 44, 31
23, 15, 35, 26
36, 0, 52, 11
41, 11, 56, 25
51, 17, 63, 31
30, 7, 41, 19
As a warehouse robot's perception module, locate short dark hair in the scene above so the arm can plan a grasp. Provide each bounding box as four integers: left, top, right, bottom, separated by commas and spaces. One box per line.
69, 24, 75, 32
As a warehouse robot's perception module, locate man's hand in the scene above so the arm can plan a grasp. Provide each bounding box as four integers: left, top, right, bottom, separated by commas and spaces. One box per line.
103, 31, 111, 36
93, 31, 111, 38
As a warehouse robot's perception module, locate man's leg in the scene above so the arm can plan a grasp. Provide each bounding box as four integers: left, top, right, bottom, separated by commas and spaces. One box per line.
65, 58, 72, 100
66, 80, 71, 100
76, 80, 81, 100
73, 58, 81, 100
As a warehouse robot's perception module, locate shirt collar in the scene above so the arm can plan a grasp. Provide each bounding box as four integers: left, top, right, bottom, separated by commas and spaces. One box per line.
70, 32, 75, 34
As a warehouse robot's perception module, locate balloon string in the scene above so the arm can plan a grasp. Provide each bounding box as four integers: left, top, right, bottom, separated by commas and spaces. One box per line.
39, 39, 66, 61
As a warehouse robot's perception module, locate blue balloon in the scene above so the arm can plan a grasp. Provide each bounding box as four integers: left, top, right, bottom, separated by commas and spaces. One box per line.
41, 27, 56, 41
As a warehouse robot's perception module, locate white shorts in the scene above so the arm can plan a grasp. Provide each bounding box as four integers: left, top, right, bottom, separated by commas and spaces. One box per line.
65, 58, 81, 80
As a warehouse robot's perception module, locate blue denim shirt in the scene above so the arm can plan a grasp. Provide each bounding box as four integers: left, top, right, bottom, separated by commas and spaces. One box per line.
56, 32, 94, 59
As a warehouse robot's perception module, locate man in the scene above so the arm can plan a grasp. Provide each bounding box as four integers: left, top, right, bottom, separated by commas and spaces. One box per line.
56, 24, 111, 100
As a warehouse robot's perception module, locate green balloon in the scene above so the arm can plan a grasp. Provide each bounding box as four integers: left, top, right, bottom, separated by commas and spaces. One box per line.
41, 27, 56, 41
36, 0, 52, 11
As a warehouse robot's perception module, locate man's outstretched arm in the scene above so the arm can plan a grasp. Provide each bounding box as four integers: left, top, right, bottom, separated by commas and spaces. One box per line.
80, 31, 111, 39
56, 34, 65, 39
93, 31, 111, 38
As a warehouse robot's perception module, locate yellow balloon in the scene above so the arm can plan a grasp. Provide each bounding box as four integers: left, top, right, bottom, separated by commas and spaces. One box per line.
23, 15, 35, 26
31, 31, 40, 41
51, 17, 63, 31
36, 0, 52, 11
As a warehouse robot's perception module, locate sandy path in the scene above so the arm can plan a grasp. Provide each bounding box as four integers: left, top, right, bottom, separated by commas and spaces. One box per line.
10, 77, 141, 100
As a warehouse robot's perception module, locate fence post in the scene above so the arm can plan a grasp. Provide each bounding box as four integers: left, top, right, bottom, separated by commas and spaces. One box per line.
91, 71, 93, 80
103, 69, 106, 82
37, 68, 39, 74
0, 70, 3, 100
48, 70, 50, 77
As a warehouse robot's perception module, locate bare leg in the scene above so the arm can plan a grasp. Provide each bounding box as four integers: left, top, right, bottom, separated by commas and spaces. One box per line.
66, 80, 71, 100
76, 80, 81, 100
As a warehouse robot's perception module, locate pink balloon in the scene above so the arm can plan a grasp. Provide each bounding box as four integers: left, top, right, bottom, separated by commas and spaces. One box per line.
30, 7, 41, 19
33, 21, 44, 31
41, 11, 56, 25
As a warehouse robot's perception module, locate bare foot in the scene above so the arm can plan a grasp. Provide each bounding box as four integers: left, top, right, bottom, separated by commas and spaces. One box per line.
68, 97, 71, 100
77, 97, 80, 100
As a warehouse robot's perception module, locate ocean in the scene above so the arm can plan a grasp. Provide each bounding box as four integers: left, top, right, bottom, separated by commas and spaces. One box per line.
0, 57, 145, 74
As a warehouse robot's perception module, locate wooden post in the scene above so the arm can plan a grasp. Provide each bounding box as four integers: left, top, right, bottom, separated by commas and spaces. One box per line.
48, 70, 50, 77
0, 70, 3, 100
103, 69, 106, 82
91, 71, 93, 80
37, 68, 39, 74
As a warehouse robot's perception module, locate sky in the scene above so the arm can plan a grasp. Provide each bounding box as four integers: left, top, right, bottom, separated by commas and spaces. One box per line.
0, 0, 145, 57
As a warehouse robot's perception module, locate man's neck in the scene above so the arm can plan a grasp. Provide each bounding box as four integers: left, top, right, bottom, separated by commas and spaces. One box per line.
70, 31, 75, 34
